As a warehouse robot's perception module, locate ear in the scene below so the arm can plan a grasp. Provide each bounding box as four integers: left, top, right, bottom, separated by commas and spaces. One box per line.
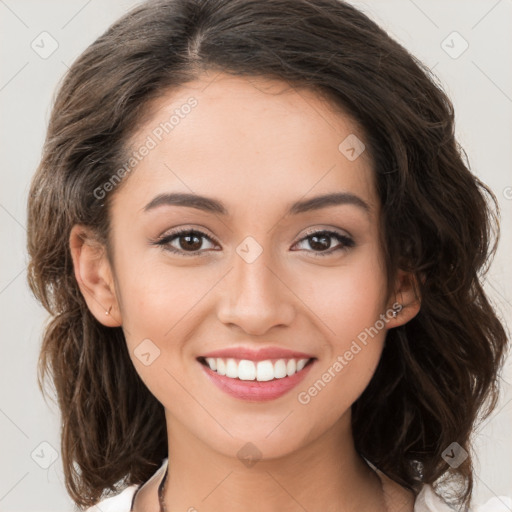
69, 224, 122, 327
386, 270, 421, 328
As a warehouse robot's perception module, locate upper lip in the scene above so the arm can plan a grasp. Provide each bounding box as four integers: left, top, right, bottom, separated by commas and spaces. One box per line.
199, 346, 315, 362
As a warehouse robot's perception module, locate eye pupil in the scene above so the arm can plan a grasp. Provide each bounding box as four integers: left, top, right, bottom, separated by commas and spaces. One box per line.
180, 233, 202, 251
309, 234, 330, 251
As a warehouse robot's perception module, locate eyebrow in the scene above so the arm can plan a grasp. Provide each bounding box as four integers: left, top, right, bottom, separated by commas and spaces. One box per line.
143, 191, 370, 216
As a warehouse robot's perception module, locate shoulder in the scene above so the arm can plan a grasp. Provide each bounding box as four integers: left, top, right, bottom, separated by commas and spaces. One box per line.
84, 458, 168, 512
414, 485, 453, 511
84, 484, 139, 512
372, 462, 511, 512
414, 484, 512, 512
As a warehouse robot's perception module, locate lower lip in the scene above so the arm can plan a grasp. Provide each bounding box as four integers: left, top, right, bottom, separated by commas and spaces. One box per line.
198, 359, 315, 402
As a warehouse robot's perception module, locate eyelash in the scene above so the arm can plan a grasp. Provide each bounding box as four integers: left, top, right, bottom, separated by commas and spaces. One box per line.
151, 227, 355, 258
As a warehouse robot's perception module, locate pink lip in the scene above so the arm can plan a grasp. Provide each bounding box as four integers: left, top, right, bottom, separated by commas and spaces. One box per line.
199, 346, 314, 362
198, 358, 316, 402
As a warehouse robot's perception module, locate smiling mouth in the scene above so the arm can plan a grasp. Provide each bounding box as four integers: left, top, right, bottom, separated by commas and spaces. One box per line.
197, 356, 316, 381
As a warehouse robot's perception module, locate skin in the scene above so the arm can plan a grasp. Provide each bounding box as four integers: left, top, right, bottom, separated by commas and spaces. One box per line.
70, 71, 420, 511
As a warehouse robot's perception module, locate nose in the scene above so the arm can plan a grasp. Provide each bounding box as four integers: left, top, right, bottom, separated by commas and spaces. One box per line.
216, 246, 296, 336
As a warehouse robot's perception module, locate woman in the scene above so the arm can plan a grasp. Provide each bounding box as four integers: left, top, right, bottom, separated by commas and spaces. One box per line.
26, 0, 509, 510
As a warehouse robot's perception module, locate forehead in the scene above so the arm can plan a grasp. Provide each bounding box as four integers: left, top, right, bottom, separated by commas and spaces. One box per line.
116, 72, 377, 216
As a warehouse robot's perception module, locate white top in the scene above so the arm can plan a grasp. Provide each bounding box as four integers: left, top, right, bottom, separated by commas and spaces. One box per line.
85, 458, 511, 512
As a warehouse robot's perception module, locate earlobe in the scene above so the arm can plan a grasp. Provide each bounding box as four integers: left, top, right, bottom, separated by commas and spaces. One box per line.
69, 224, 121, 327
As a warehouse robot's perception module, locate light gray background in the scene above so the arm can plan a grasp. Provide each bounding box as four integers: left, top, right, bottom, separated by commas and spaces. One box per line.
0, 1, 510, 510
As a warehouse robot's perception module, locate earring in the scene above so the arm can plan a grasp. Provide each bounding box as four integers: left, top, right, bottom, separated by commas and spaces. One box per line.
392, 303, 401, 318
105, 305, 112, 316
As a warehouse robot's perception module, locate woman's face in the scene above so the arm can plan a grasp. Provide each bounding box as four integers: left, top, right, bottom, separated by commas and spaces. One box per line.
82, 72, 404, 460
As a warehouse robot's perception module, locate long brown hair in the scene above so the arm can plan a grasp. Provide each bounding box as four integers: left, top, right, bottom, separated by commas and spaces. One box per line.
26, 0, 508, 509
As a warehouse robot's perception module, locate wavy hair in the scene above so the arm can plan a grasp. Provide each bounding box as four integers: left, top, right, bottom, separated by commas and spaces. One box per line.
26, 0, 508, 509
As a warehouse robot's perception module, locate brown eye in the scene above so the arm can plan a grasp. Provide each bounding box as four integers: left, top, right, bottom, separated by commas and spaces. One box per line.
153, 229, 218, 256
176, 232, 203, 251
293, 230, 354, 256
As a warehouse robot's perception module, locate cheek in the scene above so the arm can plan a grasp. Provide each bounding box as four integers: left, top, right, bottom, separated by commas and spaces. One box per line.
294, 246, 388, 345
113, 261, 205, 404
292, 247, 387, 410
114, 251, 212, 342
113, 253, 224, 397
294, 296, 387, 438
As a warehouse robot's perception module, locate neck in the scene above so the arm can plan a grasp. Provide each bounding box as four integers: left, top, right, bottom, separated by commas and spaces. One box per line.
145, 410, 393, 512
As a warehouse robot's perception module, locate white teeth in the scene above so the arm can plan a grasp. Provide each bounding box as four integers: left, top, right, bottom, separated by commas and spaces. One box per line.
296, 358, 308, 371
286, 359, 296, 376
203, 357, 312, 381
206, 357, 217, 371
256, 360, 274, 381
216, 358, 226, 376
225, 358, 238, 378
238, 359, 256, 380
274, 359, 287, 379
